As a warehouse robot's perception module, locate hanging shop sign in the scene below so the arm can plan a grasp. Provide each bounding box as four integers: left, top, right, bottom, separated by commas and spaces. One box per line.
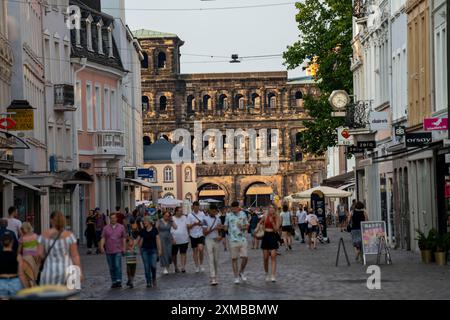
347, 146, 365, 154
0, 118, 16, 130
357, 141, 376, 150
7, 100, 35, 131
405, 132, 432, 147
369, 112, 390, 131
423, 118, 448, 131
337, 127, 352, 146
137, 168, 154, 179
394, 126, 406, 137
445, 181, 450, 198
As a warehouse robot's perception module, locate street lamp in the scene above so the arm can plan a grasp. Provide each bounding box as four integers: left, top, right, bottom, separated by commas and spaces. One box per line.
230, 54, 241, 63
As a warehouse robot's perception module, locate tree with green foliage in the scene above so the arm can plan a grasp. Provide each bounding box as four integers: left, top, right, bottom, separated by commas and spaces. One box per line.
284, 0, 353, 156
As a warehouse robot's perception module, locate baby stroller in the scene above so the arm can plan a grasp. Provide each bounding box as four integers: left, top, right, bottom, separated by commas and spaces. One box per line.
317, 217, 330, 244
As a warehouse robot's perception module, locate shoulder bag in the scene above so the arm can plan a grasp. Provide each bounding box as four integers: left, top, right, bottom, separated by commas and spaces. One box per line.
36, 230, 63, 285
254, 216, 265, 240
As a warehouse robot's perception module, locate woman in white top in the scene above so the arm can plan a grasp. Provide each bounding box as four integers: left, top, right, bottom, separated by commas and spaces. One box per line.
305, 209, 319, 250
171, 207, 188, 273
280, 204, 294, 251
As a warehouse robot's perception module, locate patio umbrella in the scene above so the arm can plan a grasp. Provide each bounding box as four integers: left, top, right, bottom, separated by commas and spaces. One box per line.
201, 198, 222, 203
293, 186, 352, 199
283, 195, 305, 203
157, 198, 183, 207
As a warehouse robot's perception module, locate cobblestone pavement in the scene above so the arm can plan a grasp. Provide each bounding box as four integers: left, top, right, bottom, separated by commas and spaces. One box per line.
79, 228, 450, 300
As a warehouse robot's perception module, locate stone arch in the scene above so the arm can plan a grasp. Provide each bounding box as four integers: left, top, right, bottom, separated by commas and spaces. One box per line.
242, 181, 275, 207
197, 178, 231, 205
157, 51, 167, 69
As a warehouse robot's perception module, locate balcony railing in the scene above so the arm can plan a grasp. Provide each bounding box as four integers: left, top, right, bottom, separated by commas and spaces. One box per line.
54, 84, 75, 111
94, 130, 125, 157
345, 101, 371, 130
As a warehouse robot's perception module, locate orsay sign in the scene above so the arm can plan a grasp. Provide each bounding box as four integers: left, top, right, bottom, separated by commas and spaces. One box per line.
405, 132, 432, 147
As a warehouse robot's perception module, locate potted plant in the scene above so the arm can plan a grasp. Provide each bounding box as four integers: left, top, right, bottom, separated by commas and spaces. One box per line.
433, 233, 449, 266
415, 229, 436, 264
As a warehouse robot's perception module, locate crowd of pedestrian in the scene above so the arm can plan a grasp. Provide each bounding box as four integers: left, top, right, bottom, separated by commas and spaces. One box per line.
0, 207, 82, 299
0, 198, 367, 298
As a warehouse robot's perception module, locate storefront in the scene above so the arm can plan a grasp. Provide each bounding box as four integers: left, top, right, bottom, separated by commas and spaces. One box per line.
0, 173, 45, 233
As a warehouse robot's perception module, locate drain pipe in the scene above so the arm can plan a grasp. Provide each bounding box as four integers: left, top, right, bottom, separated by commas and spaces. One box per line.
72, 57, 86, 244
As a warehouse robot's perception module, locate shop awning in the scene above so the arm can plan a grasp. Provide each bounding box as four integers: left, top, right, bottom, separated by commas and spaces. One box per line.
199, 189, 225, 197
246, 186, 273, 195
123, 178, 153, 189
58, 170, 93, 185
0, 173, 46, 195
338, 183, 355, 190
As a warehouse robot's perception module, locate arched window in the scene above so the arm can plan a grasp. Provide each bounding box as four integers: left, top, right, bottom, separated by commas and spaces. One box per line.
187, 95, 195, 114
148, 167, 157, 182
295, 91, 304, 107
218, 94, 228, 111
164, 166, 173, 182
143, 136, 152, 146
268, 93, 277, 108
141, 52, 149, 69
184, 166, 192, 182
234, 94, 244, 110
159, 96, 167, 111
202, 95, 212, 111
142, 96, 149, 113
157, 51, 166, 69
251, 93, 260, 110
295, 133, 303, 162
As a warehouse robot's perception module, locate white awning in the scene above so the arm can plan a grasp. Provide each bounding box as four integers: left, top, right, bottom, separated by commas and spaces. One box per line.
338, 183, 355, 190
124, 178, 153, 189
0, 173, 46, 195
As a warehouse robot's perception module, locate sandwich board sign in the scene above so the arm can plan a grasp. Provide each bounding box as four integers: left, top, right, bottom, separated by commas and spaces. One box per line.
361, 221, 387, 265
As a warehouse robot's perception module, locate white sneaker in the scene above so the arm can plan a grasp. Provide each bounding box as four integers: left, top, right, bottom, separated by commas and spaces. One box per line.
195, 266, 200, 273
265, 274, 271, 282
271, 275, 276, 282
200, 266, 205, 272
163, 268, 169, 275
239, 273, 247, 282
234, 278, 240, 285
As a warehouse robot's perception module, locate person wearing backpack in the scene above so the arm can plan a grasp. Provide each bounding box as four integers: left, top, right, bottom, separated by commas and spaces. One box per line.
306, 209, 319, 250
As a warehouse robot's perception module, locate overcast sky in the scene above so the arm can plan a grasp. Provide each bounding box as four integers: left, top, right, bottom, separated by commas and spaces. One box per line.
124, 0, 306, 78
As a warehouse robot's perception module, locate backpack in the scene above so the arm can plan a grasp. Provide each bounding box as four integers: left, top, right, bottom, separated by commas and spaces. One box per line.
310, 216, 319, 226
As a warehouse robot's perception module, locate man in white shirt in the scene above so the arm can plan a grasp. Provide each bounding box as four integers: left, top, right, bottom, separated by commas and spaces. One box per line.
295, 205, 308, 244
187, 201, 207, 273
203, 204, 223, 286
224, 201, 249, 284
7, 206, 22, 238
171, 207, 189, 273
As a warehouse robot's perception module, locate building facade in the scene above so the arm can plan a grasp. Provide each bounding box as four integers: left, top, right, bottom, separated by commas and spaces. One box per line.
140, 138, 197, 203
0, 0, 15, 214
348, 0, 449, 251
71, 0, 127, 226
134, 29, 326, 206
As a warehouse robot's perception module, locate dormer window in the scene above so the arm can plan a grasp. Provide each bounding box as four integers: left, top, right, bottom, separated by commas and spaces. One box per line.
86, 15, 93, 51
97, 19, 104, 54
107, 24, 114, 57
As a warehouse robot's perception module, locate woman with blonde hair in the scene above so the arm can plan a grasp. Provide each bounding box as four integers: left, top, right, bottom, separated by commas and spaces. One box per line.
18, 222, 40, 287
257, 205, 281, 282
37, 211, 82, 286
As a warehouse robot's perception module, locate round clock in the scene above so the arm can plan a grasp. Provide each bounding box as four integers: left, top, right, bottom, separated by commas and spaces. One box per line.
329, 90, 350, 110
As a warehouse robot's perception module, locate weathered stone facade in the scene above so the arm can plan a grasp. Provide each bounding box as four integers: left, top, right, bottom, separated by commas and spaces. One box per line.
135, 29, 326, 205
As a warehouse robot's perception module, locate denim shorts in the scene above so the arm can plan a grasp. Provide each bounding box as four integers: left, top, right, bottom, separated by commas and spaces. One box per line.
0, 277, 23, 298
